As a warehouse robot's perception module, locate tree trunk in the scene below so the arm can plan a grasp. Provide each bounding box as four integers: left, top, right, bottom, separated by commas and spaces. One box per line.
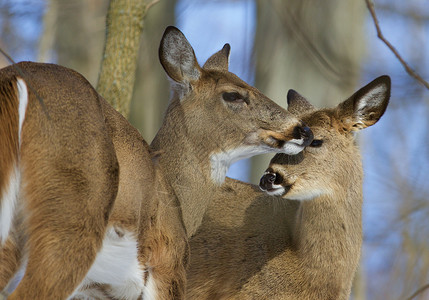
97, 0, 158, 118
128, 0, 176, 141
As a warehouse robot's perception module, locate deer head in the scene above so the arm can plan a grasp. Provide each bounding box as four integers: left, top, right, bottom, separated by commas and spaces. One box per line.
260, 75, 391, 200
156, 26, 313, 184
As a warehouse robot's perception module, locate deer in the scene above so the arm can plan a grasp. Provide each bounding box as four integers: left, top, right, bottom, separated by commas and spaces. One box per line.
185, 75, 391, 300
0, 60, 187, 300
0, 26, 312, 299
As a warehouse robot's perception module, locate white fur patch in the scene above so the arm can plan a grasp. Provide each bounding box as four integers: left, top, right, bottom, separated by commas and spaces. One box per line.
0, 166, 20, 244
287, 188, 328, 201
16, 78, 28, 146
70, 227, 145, 300
210, 139, 306, 184
282, 138, 306, 155
210, 145, 275, 184
142, 268, 157, 300
263, 186, 326, 201
357, 84, 386, 113
262, 184, 286, 197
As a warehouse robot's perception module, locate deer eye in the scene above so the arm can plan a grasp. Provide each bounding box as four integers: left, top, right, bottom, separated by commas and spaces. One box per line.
222, 92, 248, 104
309, 139, 323, 147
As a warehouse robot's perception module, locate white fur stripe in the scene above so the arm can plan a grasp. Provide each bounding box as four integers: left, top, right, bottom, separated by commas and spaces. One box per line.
0, 165, 20, 244
142, 269, 157, 300
0, 78, 28, 244
17, 78, 29, 146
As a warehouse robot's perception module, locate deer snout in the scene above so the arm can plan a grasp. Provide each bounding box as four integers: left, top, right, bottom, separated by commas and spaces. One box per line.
259, 172, 276, 191
293, 124, 313, 147
259, 171, 287, 196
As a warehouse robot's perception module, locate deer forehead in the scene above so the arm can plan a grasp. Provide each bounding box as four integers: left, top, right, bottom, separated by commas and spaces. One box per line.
301, 110, 333, 128
302, 110, 352, 139
197, 70, 257, 93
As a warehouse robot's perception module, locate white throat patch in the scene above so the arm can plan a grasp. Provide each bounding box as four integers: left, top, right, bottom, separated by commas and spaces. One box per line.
210, 139, 306, 184
210, 145, 268, 184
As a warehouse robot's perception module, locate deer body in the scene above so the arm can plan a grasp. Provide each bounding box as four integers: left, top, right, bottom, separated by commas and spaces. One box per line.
150, 27, 312, 240
186, 76, 390, 299
1, 26, 312, 299
0, 62, 120, 299
0, 62, 187, 299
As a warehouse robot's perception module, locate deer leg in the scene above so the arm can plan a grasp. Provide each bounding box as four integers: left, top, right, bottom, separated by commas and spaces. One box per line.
8, 149, 119, 299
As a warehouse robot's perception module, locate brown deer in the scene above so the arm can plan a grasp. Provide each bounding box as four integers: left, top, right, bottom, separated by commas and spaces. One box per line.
186, 75, 390, 299
0, 61, 185, 300
0, 26, 312, 299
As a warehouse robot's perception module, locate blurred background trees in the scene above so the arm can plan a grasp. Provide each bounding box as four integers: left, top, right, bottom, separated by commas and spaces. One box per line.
251, 0, 366, 183
1, 0, 428, 299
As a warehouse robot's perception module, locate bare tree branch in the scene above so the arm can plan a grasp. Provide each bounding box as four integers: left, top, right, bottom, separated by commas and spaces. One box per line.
376, 3, 429, 22
0, 47, 49, 117
365, 0, 429, 90
0, 47, 16, 65
405, 283, 429, 300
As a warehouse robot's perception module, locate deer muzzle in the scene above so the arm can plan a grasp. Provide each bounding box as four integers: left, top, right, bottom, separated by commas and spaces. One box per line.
259, 171, 290, 196
258, 124, 313, 154
292, 125, 313, 147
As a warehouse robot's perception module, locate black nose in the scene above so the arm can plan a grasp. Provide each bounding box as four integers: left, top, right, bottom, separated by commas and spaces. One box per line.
293, 125, 313, 147
259, 172, 276, 191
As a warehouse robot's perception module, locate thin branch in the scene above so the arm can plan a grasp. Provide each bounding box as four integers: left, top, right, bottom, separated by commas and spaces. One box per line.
365, 0, 429, 90
269, 1, 346, 85
405, 283, 429, 300
0, 46, 16, 65
145, 0, 160, 13
0, 46, 50, 118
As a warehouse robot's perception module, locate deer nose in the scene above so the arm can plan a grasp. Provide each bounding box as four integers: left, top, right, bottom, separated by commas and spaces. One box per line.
259, 172, 277, 191
293, 124, 313, 147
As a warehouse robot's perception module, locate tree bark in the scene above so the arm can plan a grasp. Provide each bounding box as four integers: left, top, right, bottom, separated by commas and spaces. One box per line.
97, 0, 158, 118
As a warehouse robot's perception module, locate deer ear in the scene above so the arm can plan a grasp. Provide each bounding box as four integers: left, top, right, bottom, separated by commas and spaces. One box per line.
203, 43, 230, 72
159, 26, 202, 85
337, 75, 390, 131
287, 89, 316, 116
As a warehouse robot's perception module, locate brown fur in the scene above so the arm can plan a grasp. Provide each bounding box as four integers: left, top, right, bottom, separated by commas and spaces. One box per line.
0, 76, 21, 295
0, 62, 119, 299
0, 75, 19, 199
185, 76, 390, 299
0, 62, 187, 299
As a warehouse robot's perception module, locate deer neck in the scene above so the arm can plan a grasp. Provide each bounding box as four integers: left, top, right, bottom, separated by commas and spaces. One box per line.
151, 112, 228, 237
293, 187, 363, 288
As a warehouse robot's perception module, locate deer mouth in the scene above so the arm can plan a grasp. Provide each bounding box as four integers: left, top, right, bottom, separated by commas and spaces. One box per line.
259, 171, 291, 196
